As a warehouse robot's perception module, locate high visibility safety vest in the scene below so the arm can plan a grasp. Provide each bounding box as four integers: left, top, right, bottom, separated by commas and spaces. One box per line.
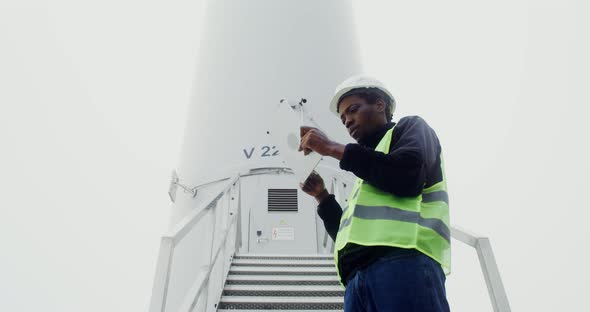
334, 125, 451, 282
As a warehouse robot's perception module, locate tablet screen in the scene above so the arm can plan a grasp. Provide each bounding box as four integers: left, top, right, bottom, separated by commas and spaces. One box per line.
270, 100, 322, 184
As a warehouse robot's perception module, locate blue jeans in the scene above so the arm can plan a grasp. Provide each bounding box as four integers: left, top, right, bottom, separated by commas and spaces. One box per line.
344, 251, 450, 312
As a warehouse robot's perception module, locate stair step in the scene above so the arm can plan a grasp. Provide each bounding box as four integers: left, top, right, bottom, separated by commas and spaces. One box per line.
224, 285, 343, 292
232, 258, 334, 267
229, 271, 337, 276
234, 253, 333, 260
218, 310, 343, 312
226, 279, 341, 286
223, 289, 344, 297
230, 266, 337, 275
218, 296, 344, 310
227, 274, 339, 281
220, 296, 344, 303
223, 284, 344, 297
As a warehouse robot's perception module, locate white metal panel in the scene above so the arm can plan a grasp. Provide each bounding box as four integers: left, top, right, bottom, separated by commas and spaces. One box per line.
242, 174, 319, 254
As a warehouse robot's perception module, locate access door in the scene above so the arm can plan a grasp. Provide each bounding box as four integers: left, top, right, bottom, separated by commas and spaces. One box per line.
241, 174, 318, 254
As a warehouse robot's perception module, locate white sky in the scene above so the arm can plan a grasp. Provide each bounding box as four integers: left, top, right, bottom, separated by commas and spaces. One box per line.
1, 0, 589, 311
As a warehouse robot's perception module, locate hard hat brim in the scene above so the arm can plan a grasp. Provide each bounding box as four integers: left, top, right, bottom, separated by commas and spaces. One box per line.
329, 85, 396, 118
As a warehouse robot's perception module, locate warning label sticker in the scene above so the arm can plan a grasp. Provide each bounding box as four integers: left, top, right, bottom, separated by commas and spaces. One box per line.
271, 227, 295, 241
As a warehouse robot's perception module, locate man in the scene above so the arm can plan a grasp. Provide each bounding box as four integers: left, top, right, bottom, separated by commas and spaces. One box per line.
299, 75, 451, 311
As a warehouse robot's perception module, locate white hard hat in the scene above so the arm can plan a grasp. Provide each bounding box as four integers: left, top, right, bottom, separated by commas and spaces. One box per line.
329, 74, 396, 118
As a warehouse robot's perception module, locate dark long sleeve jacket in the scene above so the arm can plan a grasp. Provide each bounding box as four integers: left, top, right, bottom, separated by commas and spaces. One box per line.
317, 116, 445, 283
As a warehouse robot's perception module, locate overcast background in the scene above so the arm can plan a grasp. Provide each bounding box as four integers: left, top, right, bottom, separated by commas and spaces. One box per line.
1, 0, 589, 311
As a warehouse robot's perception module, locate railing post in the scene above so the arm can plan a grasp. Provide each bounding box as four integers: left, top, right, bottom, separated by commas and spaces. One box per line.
149, 238, 174, 312
451, 226, 511, 312
235, 179, 242, 252
203, 190, 219, 312
476, 238, 511, 312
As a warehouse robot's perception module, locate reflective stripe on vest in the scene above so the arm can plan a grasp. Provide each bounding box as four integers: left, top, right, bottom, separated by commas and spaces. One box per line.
422, 191, 449, 205
339, 204, 450, 243
334, 125, 451, 283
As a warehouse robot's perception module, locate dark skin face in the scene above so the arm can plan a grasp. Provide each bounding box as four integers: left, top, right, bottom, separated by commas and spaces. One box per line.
338, 95, 388, 142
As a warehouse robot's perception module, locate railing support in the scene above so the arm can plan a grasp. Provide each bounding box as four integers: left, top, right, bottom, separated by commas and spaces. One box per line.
148, 238, 174, 312
451, 226, 511, 312
150, 169, 291, 312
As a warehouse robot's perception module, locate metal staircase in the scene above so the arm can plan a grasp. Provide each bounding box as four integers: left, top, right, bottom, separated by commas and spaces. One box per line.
150, 168, 511, 312
217, 254, 343, 311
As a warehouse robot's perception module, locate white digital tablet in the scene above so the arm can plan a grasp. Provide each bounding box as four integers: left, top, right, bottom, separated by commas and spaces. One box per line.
270, 99, 322, 184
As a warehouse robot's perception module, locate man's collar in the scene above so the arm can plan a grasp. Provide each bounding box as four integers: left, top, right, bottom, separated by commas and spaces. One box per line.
358, 121, 395, 149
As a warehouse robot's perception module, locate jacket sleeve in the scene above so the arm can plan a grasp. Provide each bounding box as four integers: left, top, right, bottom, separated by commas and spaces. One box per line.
338, 116, 440, 197
316, 194, 343, 241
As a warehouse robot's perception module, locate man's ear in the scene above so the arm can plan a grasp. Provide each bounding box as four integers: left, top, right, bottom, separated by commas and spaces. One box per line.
375, 99, 386, 113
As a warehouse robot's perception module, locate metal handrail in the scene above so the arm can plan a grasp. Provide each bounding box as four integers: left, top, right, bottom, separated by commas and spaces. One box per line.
451, 226, 511, 312
165, 177, 238, 243
178, 200, 240, 311
150, 175, 239, 312
150, 167, 299, 312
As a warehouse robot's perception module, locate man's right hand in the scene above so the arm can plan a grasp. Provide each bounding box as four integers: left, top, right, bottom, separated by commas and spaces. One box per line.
300, 171, 330, 203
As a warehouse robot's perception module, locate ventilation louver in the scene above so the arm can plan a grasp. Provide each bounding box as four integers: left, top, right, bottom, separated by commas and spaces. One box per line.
268, 189, 298, 212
